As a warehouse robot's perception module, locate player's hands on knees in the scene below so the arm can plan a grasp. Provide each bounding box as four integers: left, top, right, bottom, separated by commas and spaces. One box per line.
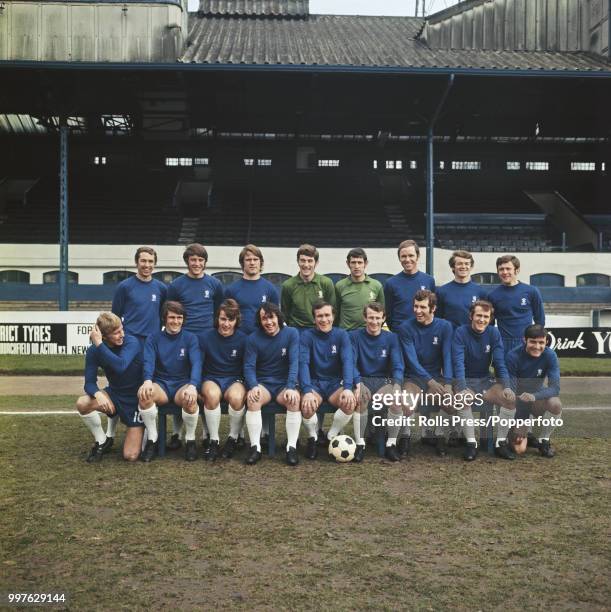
138, 380, 154, 402
284, 389, 300, 409
503, 387, 516, 402
443, 383, 453, 396
427, 379, 445, 396
90, 325, 103, 347
340, 389, 356, 411
301, 392, 318, 414
183, 385, 198, 409
247, 385, 261, 404
519, 392, 536, 403
456, 388, 474, 407
94, 391, 112, 415
354, 383, 361, 404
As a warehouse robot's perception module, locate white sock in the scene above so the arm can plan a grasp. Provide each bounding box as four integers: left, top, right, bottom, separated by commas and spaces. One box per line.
285, 411, 302, 450
398, 423, 411, 439
106, 414, 119, 438
201, 413, 209, 439
141, 428, 148, 451
245, 411, 262, 451
386, 408, 402, 445
81, 412, 107, 445
353, 409, 367, 446
461, 407, 476, 444
327, 409, 353, 440
139, 404, 158, 443
303, 414, 318, 439
540, 410, 561, 441
172, 413, 183, 436
182, 409, 199, 442
205, 405, 221, 442
496, 406, 515, 445
228, 406, 245, 440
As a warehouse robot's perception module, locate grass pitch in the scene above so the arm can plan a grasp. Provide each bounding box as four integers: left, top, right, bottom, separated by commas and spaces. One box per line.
1, 410, 609, 610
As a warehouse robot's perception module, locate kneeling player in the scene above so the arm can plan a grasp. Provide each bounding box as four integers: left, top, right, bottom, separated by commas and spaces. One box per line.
350, 302, 404, 462
452, 300, 515, 461
244, 303, 301, 465
76, 312, 144, 462
199, 299, 247, 460
505, 324, 562, 458
300, 301, 357, 460
138, 301, 202, 462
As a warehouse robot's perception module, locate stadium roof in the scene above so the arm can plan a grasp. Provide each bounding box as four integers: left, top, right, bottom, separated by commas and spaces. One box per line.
181, 14, 609, 73
198, 0, 309, 17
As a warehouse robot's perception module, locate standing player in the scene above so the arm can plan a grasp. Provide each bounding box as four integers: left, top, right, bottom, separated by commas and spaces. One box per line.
138, 301, 202, 462
224, 244, 280, 335
199, 299, 247, 461
167, 243, 224, 335
384, 240, 435, 332
350, 302, 404, 462
243, 303, 301, 466
335, 248, 385, 331
299, 301, 357, 461
109, 246, 166, 441
436, 250, 487, 329
452, 300, 515, 461
76, 312, 144, 462
503, 325, 562, 459
487, 255, 545, 354
281, 244, 336, 330
166, 243, 223, 448
396, 290, 454, 459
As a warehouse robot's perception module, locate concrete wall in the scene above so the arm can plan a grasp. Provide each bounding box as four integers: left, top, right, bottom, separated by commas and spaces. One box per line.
1, 243, 610, 287
0, 0, 187, 62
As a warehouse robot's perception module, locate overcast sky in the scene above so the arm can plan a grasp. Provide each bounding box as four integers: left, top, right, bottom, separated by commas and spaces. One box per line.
187, 0, 462, 16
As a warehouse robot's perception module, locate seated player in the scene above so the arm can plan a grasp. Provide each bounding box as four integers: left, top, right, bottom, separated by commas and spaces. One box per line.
299, 301, 357, 461
76, 312, 144, 462
243, 303, 301, 466
504, 324, 562, 459
137, 301, 202, 462
199, 299, 247, 461
452, 300, 515, 461
350, 302, 404, 462
397, 290, 454, 459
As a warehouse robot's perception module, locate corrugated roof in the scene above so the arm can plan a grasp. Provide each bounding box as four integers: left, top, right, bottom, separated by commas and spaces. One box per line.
198, 0, 308, 17
181, 14, 610, 72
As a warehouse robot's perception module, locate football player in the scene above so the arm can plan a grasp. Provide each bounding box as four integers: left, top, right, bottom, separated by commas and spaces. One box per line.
299, 301, 357, 460
199, 299, 247, 460
384, 239, 435, 332
76, 312, 144, 462
243, 303, 301, 466
350, 302, 404, 462
137, 301, 202, 462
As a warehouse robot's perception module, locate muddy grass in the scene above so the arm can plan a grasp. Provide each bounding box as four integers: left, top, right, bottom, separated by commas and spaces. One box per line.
1, 414, 610, 610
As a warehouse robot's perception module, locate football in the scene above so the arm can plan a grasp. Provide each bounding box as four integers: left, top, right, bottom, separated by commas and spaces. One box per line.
328, 434, 357, 463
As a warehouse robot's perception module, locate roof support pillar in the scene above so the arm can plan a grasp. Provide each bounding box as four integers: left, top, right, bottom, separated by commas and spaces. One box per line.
426, 73, 454, 276
59, 118, 69, 311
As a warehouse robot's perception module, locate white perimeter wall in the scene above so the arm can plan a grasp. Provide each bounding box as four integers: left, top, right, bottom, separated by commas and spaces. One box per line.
1, 243, 610, 286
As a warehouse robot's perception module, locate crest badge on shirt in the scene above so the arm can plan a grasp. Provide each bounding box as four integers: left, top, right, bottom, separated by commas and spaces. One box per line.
179, 348, 186, 358
281, 347, 287, 357
151, 294, 157, 302
381, 349, 387, 358
537, 368, 543, 376
231, 349, 237, 357
485, 344, 491, 353
432, 336, 439, 345
472, 296, 477, 303
318, 290, 323, 298
521, 297, 527, 306
369, 291, 375, 300
204, 290, 210, 299
331, 345, 337, 354
261, 295, 267, 303
420, 285, 426, 290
